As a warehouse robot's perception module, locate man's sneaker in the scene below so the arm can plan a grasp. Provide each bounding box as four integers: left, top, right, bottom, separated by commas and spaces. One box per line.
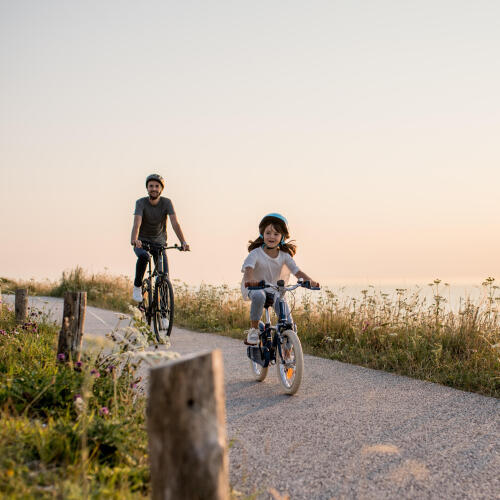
244, 328, 260, 345
132, 286, 143, 302
160, 317, 169, 330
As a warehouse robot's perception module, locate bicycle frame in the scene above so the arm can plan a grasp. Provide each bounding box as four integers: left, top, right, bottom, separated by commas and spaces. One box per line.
139, 241, 180, 320
247, 280, 314, 368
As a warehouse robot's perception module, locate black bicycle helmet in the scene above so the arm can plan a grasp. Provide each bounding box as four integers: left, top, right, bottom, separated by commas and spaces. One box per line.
145, 174, 165, 189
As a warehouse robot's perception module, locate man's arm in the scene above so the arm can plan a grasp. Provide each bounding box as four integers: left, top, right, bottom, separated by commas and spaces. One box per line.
131, 215, 142, 247
169, 214, 190, 251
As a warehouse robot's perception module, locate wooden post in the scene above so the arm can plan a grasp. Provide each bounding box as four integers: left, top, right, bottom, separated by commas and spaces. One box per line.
147, 350, 229, 500
15, 289, 28, 322
57, 291, 86, 362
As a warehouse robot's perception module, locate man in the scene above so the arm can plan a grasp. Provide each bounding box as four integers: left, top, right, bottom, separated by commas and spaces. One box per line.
130, 174, 190, 302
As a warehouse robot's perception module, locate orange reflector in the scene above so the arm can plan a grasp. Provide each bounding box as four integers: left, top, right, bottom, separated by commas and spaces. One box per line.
286, 368, 294, 380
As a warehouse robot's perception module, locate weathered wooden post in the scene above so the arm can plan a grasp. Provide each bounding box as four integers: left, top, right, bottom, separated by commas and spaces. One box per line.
147, 350, 229, 500
15, 289, 28, 322
57, 291, 86, 362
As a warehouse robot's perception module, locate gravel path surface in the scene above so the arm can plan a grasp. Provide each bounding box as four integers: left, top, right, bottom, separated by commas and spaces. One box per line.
4, 295, 499, 499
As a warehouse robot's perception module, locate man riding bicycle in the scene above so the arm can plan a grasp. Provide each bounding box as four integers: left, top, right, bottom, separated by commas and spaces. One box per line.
130, 174, 190, 302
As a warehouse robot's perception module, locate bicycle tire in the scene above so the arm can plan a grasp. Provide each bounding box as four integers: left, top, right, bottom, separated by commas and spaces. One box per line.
153, 277, 174, 342
141, 278, 153, 326
276, 330, 304, 395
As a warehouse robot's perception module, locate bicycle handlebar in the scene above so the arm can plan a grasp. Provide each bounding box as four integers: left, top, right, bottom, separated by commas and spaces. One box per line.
140, 241, 185, 252
247, 279, 320, 291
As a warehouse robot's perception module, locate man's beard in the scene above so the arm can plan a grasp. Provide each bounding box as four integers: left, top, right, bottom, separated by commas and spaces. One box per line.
149, 192, 160, 200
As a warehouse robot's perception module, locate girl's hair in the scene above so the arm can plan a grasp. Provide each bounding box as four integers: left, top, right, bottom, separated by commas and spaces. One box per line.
247, 220, 297, 256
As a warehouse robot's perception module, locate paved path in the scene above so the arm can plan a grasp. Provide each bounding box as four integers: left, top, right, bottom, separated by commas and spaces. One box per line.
4, 295, 499, 499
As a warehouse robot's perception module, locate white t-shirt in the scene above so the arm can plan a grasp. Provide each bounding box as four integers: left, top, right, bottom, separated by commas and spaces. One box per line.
240, 247, 300, 300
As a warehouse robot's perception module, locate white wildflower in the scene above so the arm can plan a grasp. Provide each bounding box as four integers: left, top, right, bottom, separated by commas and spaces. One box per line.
74, 396, 85, 414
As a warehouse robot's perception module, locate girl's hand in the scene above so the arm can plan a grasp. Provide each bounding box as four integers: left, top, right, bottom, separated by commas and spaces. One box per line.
310, 280, 320, 288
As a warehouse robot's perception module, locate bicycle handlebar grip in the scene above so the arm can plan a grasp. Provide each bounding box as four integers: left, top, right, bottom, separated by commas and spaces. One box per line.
247, 280, 267, 290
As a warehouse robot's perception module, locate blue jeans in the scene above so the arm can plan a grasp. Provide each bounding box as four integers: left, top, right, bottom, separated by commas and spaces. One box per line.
248, 289, 292, 323
133, 247, 168, 287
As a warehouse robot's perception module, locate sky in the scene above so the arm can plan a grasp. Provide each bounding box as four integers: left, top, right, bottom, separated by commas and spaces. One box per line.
1, 0, 499, 287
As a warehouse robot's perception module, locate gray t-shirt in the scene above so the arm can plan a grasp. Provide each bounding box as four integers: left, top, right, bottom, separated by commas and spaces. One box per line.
134, 197, 175, 244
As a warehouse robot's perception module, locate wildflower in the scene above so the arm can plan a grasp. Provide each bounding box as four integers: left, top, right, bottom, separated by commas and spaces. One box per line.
6, 469, 14, 477
130, 376, 142, 389
0, 329, 6, 336
99, 406, 110, 416
90, 369, 100, 378
57, 353, 66, 362
106, 365, 115, 373
74, 361, 83, 372
73, 395, 85, 414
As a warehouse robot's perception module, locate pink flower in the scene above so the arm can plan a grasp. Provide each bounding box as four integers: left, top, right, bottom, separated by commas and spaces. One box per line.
57, 353, 66, 362
99, 406, 109, 416
90, 369, 100, 378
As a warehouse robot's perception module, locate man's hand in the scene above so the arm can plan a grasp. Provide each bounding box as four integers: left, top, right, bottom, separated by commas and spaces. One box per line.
245, 281, 260, 288
132, 240, 142, 248
310, 280, 320, 288
181, 242, 190, 251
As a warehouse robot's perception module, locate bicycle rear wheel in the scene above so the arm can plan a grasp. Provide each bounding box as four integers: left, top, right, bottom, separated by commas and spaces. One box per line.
276, 330, 303, 395
153, 277, 174, 342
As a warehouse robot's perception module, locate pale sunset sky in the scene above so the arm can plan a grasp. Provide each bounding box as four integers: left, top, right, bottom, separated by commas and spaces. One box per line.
1, 0, 499, 287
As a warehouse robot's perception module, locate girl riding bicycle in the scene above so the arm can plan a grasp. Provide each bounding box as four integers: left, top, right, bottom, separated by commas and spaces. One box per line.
241, 213, 319, 345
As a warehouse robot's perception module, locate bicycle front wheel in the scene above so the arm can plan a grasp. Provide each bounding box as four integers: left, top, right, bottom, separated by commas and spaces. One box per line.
153, 277, 174, 342
276, 330, 304, 395
141, 278, 153, 326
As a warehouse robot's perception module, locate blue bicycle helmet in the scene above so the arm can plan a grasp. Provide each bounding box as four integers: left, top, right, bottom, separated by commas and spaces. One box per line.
259, 213, 289, 243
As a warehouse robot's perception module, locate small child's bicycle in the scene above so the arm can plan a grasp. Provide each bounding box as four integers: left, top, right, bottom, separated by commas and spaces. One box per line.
246, 279, 320, 395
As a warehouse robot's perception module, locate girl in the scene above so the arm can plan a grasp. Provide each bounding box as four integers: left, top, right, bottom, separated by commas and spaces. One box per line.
241, 213, 319, 345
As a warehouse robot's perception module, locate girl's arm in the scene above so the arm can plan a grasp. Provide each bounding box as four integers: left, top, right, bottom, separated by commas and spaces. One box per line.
243, 267, 259, 287
295, 270, 319, 288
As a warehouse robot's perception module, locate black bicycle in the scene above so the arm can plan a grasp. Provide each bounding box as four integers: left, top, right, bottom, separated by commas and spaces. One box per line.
246, 279, 320, 395
138, 241, 183, 342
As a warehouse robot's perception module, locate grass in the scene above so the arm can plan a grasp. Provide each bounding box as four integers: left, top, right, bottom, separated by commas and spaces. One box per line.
0, 302, 178, 499
172, 278, 500, 398
1, 267, 132, 312
2, 269, 499, 397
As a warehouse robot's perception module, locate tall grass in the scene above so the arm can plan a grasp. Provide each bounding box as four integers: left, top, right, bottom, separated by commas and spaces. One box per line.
1, 267, 133, 312
0, 302, 176, 498
2, 270, 498, 396
173, 278, 500, 397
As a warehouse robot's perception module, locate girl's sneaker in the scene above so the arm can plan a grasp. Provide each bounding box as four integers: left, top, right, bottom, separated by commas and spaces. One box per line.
244, 328, 260, 345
